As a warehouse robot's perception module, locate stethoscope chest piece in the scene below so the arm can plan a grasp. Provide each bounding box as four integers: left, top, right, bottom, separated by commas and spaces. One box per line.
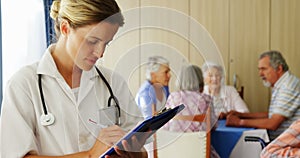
40, 113, 55, 126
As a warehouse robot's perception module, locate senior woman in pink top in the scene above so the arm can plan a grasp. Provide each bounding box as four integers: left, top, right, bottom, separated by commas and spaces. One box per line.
163, 64, 219, 158
202, 62, 249, 118
163, 64, 216, 131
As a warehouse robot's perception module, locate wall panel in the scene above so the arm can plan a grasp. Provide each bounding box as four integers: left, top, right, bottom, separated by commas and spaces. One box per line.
190, 0, 229, 81
229, 0, 270, 112
140, 0, 190, 92
271, 0, 300, 78
104, 0, 140, 95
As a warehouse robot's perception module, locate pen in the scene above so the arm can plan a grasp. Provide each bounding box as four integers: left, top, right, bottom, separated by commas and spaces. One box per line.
88, 119, 108, 128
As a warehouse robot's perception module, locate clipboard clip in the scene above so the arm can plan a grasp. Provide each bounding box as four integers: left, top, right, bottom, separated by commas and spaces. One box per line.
156, 107, 171, 116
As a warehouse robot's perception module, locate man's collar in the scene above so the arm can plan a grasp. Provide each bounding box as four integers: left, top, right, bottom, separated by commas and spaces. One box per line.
274, 71, 290, 88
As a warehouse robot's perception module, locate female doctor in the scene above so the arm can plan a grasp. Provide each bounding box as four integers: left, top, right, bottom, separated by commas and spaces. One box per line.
0, 0, 148, 157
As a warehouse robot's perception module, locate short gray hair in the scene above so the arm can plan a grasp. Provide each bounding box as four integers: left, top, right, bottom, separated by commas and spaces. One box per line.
146, 56, 169, 80
176, 65, 204, 91
259, 50, 289, 72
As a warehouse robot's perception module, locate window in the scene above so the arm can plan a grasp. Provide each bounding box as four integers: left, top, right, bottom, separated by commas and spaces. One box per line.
1, 0, 46, 97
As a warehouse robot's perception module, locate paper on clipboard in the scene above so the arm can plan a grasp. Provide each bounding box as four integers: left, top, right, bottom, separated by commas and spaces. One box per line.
99, 104, 185, 158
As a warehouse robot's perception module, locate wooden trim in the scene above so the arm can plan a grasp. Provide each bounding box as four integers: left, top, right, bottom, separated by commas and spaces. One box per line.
173, 114, 206, 122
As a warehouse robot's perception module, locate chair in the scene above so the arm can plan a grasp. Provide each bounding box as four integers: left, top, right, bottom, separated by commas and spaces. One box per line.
238, 86, 244, 99
228, 131, 269, 158
153, 108, 211, 158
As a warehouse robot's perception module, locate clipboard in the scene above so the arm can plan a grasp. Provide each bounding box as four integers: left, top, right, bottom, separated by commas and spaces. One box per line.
100, 104, 185, 157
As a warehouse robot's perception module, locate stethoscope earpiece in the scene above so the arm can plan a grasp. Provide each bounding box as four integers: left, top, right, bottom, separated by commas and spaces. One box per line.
40, 113, 55, 126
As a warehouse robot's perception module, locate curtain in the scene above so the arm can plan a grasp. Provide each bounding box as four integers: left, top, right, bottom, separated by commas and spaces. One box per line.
43, 0, 54, 46
0, 1, 2, 103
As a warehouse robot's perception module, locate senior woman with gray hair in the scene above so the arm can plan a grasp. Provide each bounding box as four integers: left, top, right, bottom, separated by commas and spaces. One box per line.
135, 56, 171, 120
202, 62, 249, 117
163, 64, 214, 131
163, 64, 220, 158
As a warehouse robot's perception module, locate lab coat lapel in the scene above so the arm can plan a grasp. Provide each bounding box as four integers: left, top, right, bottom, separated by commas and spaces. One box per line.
37, 45, 76, 104
77, 69, 96, 105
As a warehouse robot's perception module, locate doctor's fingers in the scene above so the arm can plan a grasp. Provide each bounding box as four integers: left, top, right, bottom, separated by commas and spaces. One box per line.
116, 139, 147, 158
112, 145, 140, 158
122, 135, 145, 152
125, 131, 152, 151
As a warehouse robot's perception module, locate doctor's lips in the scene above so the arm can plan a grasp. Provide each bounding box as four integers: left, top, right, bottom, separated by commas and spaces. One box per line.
86, 58, 97, 65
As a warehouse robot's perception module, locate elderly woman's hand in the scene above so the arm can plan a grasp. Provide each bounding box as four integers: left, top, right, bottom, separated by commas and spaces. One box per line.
226, 110, 242, 117
218, 112, 227, 119
226, 114, 241, 127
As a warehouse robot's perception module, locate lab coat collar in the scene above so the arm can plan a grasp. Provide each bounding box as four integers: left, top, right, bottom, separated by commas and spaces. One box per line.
36, 44, 99, 79
78, 70, 95, 105
36, 44, 100, 105
36, 44, 63, 78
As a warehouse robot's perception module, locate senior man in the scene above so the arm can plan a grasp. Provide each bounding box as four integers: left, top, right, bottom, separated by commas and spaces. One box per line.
226, 50, 300, 140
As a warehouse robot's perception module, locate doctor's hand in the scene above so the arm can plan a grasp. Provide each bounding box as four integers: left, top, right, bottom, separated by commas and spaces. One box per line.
88, 125, 126, 157
106, 130, 151, 158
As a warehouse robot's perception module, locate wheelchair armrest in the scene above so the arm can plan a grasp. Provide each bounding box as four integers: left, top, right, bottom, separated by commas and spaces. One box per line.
244, 136, 268, 149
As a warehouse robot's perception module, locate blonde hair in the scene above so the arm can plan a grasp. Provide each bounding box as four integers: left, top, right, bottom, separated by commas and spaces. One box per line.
50, 0, 124, 39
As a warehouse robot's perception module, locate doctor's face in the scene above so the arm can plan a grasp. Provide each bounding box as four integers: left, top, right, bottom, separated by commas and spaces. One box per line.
67, 21, 119, 71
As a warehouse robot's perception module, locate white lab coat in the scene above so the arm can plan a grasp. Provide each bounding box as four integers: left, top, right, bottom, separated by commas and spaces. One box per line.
0, 45, 143, 157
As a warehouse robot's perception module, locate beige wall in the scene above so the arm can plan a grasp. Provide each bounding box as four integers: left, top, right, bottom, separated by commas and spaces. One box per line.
229, 0, 271, 112
104, 0, 300, 112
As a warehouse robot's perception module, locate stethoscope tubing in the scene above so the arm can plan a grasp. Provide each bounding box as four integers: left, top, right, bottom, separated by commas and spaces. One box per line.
38, 74, 48, 115
38, 66, 121, 126
94, 66, 121, 118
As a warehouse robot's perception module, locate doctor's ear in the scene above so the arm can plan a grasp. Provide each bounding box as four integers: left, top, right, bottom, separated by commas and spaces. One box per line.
60, 20, 71, 36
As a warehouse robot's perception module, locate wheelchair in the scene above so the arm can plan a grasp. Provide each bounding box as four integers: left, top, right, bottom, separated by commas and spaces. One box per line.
244, 136, 269, 149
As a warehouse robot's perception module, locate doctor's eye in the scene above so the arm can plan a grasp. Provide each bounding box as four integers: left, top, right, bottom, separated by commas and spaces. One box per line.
87, 39, 99, 45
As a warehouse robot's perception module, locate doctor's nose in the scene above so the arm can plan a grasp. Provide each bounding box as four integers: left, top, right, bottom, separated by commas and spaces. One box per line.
93, 45, 105, 58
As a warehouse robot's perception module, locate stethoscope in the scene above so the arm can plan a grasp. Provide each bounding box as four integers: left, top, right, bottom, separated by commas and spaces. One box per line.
38, 66, 121, 126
